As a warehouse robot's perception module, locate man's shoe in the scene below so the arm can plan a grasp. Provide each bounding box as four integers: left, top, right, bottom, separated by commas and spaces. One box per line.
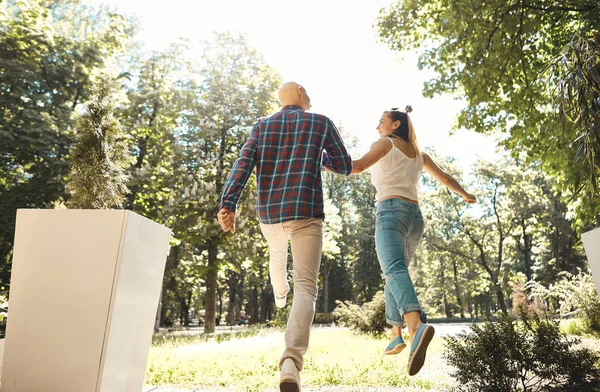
407, 324, 435, 376
280, 357, 301, 392
384, 335, 406, 355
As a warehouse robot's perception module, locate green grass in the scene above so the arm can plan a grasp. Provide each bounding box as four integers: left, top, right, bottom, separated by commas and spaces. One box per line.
144, 326, 454, 391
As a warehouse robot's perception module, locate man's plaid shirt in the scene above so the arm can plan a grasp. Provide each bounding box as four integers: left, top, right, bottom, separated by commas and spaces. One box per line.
220, 105, 352, 224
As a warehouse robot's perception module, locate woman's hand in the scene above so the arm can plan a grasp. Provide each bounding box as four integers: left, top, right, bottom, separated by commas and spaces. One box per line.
462, 193, 477, 204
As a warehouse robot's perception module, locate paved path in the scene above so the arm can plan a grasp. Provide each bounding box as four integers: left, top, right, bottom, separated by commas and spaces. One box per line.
157, 322, 474, 338
144, 388, 444, 392
429, 322, 473, 336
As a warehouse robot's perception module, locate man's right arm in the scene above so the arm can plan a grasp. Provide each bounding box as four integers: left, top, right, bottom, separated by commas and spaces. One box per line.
323, 118, 352, 175
220, 121, 260, 212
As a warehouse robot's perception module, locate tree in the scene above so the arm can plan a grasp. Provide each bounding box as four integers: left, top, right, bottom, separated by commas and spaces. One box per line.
376, 0, 600, 224
550, 32, 600, 213
66, 74, 129, 208
0, 0, 134, 284
178, 32, 281, 333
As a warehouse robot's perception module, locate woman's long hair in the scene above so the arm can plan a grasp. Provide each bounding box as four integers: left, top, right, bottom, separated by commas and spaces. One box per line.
384, 105, 421, 159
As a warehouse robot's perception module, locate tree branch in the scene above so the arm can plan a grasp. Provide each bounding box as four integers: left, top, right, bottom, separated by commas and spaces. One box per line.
521, 4, 596, 13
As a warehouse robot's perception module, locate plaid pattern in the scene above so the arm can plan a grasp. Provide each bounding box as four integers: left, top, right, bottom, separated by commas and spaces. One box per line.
220, 105, 352, 224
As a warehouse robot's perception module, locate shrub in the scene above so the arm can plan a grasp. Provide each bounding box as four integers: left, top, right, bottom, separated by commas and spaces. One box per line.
444, 311, 600, 392
527, 271, 600, 331
332, 290, 387, 336
511, 283, 546, 317
66, 73, 129, 209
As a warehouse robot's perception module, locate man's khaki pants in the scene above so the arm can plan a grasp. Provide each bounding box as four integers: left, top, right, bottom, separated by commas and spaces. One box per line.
259, 218, 323, 371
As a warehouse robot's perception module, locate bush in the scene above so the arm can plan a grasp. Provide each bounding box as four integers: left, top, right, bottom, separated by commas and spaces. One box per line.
511, 283, 546, 317
332, 290, 387, 336
527, 271, 600, 331
444, 312, 600, 392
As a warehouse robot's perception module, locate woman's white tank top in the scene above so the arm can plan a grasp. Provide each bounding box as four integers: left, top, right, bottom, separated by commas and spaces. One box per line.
370, 137, 424, 202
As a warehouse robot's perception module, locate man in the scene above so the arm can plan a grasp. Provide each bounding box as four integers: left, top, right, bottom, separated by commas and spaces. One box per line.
218, 81, 352, 392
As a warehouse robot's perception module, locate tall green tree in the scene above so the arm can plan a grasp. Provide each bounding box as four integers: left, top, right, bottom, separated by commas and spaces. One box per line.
178, 32, 281, 333
0, 0, 134, 284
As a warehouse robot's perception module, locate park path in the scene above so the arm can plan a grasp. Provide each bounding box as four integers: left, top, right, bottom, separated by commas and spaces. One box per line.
144, 387, 446, 392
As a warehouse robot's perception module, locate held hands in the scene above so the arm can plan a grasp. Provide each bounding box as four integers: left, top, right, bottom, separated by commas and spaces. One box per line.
462, 193, 477, 204
217, 208, 236, 233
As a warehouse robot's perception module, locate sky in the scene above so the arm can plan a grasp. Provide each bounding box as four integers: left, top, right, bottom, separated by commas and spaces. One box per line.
88, 0, 500, 174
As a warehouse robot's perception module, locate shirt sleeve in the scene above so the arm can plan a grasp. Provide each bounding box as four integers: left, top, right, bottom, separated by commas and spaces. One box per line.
220, 120, 260, 212
323, 118, 352, 175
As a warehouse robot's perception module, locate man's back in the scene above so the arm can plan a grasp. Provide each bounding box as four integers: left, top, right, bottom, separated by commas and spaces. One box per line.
220, 104, 352, 224
255, 105, 349, 223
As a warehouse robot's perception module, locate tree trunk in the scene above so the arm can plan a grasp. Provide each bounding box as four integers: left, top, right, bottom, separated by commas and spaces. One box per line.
154, 287, 162, 332
440, 264, 452, 317
451, 258, 465, 318
249, 285, 259, 324
227, 272, 238, 325
495, 286, 508, 314
204, 244, 218, 333
217, 286, 223, 324
179, 291, 191, 327
524, 234, 532, 282
260, 285, 269, 322
322, 258, 331, 312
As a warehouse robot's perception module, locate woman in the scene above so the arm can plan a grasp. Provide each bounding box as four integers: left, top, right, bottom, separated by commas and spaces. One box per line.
352, 106, 476, 376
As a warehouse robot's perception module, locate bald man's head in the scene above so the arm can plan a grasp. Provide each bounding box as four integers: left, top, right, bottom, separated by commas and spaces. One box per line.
278, 81, 311, 110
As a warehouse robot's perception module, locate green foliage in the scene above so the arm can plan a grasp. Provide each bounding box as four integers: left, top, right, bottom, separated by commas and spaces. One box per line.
527, 270, 600, 331
0, 0, 134, 282
550, 32, 600, 198
445, 312, 600, 392
158, 31, 281, 332
417, 150, 586, 318
332, 290, 387, 336
376, 0, 600, 224
66, 74, 129, 208
561, 318, 591, 336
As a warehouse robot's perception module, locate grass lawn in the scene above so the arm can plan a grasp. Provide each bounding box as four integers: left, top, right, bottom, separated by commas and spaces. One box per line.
144, 326, 455, 392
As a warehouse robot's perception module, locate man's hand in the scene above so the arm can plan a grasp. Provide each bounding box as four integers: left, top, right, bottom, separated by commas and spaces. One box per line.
217, 208, 236, 233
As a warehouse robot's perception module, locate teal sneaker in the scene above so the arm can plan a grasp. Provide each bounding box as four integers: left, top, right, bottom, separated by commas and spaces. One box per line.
407, 324, 435, 376
384, 334, 406, 355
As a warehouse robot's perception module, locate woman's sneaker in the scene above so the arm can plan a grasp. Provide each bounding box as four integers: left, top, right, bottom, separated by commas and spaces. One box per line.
384, 334, 406, 355
407, 324, 435, 376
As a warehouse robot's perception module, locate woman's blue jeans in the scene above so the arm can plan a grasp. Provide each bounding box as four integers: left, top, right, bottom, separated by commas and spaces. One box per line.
375, 198, 425, 326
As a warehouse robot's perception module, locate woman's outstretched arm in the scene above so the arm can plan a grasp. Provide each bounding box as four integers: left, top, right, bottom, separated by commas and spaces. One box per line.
423, 152, 476, 203
351, 139, 392, 174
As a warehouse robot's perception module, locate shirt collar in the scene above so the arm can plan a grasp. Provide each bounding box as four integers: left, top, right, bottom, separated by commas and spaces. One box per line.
281, 105, 304, 111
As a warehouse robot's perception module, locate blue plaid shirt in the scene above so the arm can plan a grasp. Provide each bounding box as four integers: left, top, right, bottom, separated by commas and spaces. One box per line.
220, 105, 352, 224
